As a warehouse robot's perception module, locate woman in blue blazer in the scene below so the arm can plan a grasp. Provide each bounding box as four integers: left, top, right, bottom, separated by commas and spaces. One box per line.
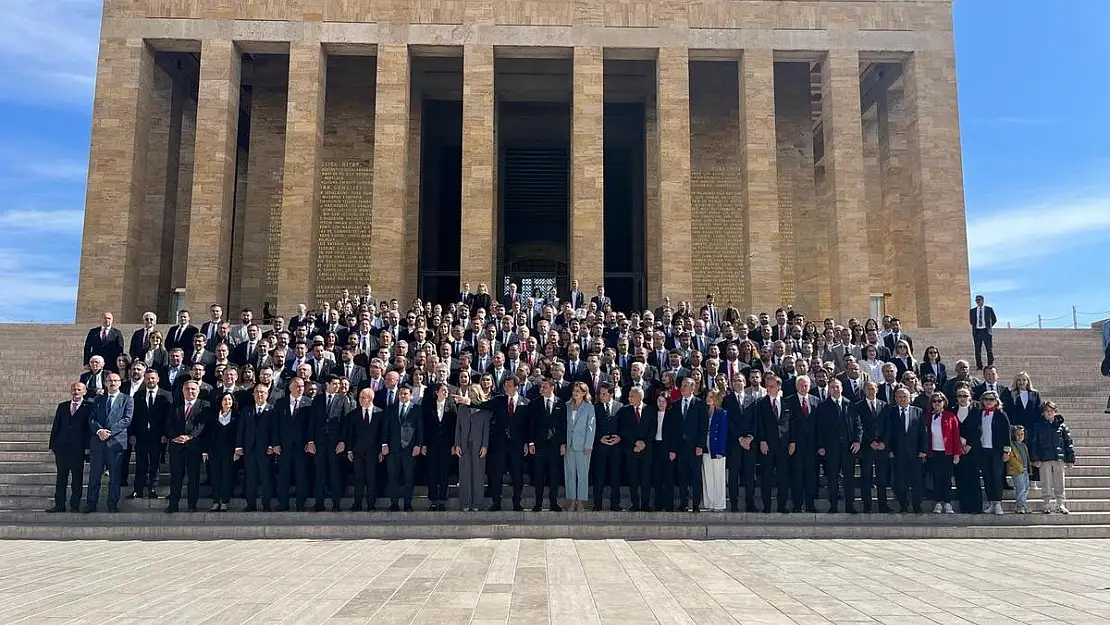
564, 382, 596, 511
701, 392, 729, 511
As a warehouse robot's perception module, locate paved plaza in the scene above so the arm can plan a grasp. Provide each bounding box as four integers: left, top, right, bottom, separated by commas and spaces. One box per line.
0, 539, 1108, 624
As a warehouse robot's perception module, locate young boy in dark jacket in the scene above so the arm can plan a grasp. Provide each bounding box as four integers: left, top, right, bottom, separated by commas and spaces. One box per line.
1029, 401, 1076, 514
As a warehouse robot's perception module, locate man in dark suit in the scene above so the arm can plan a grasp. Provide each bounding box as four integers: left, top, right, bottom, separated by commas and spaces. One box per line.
501, 283, 522, 310
887, 387, 928, 513
969, 294, 998, 370
83, 312, 126, 373
590, 285, 612, 310
129, 312, 159, 360
385, 386, 423, 511
755, 375, 792, 513
84, 373, 133, 513
816, 379, 862, 513
273, 377, 313, 511
236, 385, 275, 511
163, 380, 206, 513
199, 303, 225, 343
166, 309, 199, 354
882, 318, 913, 354
127, 370, 171, 500
230, 325, 263, 366
723, 376, 758, 512
463, 376, 530, 511
530, 381, 567, 512
971, 365, 1010, 402
619, 387, 655, 512
48, 382, 90, 513
577, 354, 610, 399
188, 333, 216, 376
592, 384, 623, 511
667, 378, 709, 512
856, 381, 891, 513
787, 376, 821, 512
309, 375, 353, 511
567, 279, 585, 310
837, 361, 867, 404
343, 388, 388, 512
308, 344, 335, 382
964, 390, 1012, 515
80, 356, 109, 398
336, 347, 367, 387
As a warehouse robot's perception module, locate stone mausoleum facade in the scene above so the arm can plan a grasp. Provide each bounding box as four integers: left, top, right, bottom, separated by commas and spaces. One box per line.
76, 0, 970, 327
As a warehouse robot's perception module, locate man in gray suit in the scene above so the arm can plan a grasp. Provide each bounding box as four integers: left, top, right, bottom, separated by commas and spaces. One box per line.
454, 404, 490, 512
85, 373, 134, 513
887, 387, 928, 513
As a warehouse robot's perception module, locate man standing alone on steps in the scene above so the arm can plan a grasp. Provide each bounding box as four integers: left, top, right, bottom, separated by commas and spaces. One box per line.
970, 295, 997, 370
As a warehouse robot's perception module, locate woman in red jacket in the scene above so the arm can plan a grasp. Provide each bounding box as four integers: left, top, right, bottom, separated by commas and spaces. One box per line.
926, 392, 962, 514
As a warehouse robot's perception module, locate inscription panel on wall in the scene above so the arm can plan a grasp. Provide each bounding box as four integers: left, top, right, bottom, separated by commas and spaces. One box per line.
316, 160, 374, 303
691, 168, 745, 307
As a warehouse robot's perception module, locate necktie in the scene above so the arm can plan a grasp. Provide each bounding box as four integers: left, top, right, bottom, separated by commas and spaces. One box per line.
247, 343, 254, 362
978, 307, 984, 327
508, 397, 515, 416
547, 399, 552, 414
292, 397, 299, 412
901, 408, 908, 432
870, 400, 875, 414
101, 327, 107, 341
772, 398, 778, 417
683, 398, 689, 416
184, 402, 193, 419
401, 404, 408, 420
388, 390, 395, 405
364, 408, 370, 422
346, 365, 352, 378
802, 397, 808, 415
635, 405, 641, 422
148, 391, 154, 408
70, 401, 78, 416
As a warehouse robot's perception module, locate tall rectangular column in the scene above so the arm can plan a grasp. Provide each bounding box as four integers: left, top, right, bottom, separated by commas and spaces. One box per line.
571, 46, 605, 294
656, 48, 692, 304
739, 49, 780, 313
369, 44, 410, 302
184, 39, 241, 313
76, 38, 154, 323
820, 50, 870, 321
460, 45, 496, 292
904, 50, 970, 328
878, 89, 918, 326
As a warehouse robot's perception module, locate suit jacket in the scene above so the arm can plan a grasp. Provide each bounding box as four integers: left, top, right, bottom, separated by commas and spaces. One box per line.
534, 396, 571, 451
886, 404, 927, 460
470, 293, 492, 314
788, 393, 821, 451
478, 395, 531, 444
837, 375, 866, 403
230, 341, 265, 367
963, 407, 1013, 453
164, 398, 207, 449
618, 403, 655, 451
816, 397, 862, 450
385, 402, 423, 450
972, 382, 1010, 402
876, 382, 899, 405
665, 395, 709, 452
311, 393, 353, 445
855, 398, 889, 448
969, 306, 997, 333
454, 405, 490, 450
129, 387, 172, 442
883, 332, 914, 354
237, 403, 274, 454
79, 370, 108, 398
272, 394, 312, 450
423, 400, 458, 450
307, 357, 334, 381
50, 399, 91, 456
334, 362, 367, 387
500, 293, 522, 310
754, 395, 791, 452
567, 290, 585, 310
166, 324, 199, 352
129, 327, 156, 360
722, 391, 757, 454
83, 326, 125, 371
918, 362, 948, 388
88, 392, 133, 448
344, 404, 388, 453
593, 399, 622, 444
591, 295, 612, 309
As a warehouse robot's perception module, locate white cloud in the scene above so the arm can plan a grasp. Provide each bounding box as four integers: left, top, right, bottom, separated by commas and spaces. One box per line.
0, 209, 84, 234
967, 194, 1110, 269
0, 0, 101, 107
969, 279, 1020, 295
0, 249, 78, 322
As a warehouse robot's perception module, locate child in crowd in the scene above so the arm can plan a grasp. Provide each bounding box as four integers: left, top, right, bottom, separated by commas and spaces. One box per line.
1029, 401, 1076, 515
1007, 425, 1030, 513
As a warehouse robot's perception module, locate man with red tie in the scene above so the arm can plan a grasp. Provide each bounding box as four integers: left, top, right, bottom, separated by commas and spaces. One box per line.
83, 312, 125, 373
619, 387, 656, 511
48, 382, 90, 512
788, 376, 821, 512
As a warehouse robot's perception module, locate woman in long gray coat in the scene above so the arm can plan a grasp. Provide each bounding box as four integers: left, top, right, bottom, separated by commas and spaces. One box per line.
564, 382, 596, 511
453, 399, 489, 512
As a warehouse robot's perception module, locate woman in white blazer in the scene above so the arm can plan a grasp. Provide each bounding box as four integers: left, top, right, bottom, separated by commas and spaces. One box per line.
564, 382, 596, 511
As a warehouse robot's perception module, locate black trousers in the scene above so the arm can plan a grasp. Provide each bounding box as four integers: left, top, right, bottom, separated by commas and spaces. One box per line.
826, 446, 858, 510
591, 444, 622, 508
244, 450, 274, 509
929, 453, 955, 503
650, 443, 674, 511
131, 438, 161, 493
955, 451, 982, 513
675, 448, 703, 508
351, 448, 381, 508
979, 448, 1005, 502
893, 456, 924, 512
791, 448, 817, 511
209, 448, 236, 504
727, 448, 757, 511
761, 447, 792, 512
491, 440, 525, 506
168, 443, 201, 509
859, 448, 890, 511
972, 329, 994, 368
532, 448, 561, 507
313, 446, 344, 509
53, 452, 84, 510
388, 448, 418, 506
426, 443, 452, 503
626, 447, 652, 509
120, 440, 132, 487
277, 447, 310, 509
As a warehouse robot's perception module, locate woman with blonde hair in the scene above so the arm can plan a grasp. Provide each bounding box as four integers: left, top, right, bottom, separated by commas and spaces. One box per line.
701, 391, 729, 511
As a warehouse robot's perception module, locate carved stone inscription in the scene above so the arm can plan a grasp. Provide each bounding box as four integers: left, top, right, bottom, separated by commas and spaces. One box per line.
691, 167, 744, 306
316, 159, 374, 302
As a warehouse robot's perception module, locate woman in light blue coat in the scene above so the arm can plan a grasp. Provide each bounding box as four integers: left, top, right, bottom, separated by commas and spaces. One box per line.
565, 382, 596, 511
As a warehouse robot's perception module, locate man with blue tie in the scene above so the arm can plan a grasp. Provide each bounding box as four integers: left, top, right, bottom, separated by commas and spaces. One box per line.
85, 373, 133, 513
666, 378, 709, 512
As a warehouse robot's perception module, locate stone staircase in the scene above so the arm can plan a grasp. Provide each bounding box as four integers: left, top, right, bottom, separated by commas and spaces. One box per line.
0, 324, 1107, 538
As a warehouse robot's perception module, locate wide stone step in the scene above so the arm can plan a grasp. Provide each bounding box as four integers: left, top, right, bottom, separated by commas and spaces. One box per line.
0, 432, 50, 442
0, 451, 53, 462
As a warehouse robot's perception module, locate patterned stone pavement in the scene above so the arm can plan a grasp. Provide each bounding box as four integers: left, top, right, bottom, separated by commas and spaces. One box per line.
0, 539, 1108, 624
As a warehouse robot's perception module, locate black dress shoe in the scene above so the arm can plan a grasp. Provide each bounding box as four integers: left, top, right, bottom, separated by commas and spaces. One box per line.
591, 504, 603, 512
46, 505, 65, 513
312, 505, 325, 512
348, 505, 362, 512
550, 504, 562, 512
777, 507, 790, 514
276, 505, 290, 512
186, 506, 197, 513
210, 503, 221, 512
107, 506, 119, 513
147, 490, 158, 499
729, 505, 740, 513
489, 503, 502, 512
261, 506, 272, 512
878, 505, 893, 513
126, 491, 140, 500
512, 504, 525, 512
243, 505, 257, 512
295, 505, 306, 512
69, 506, 81, 513
828, 506, 839, 514
691, 506, 701, 514
164, 505, 179, 514
389, 503, 400, 512
531, 504, 543, 512
82, 506, 96, 514
846, 507, 859, 514
403, 504, 414, 512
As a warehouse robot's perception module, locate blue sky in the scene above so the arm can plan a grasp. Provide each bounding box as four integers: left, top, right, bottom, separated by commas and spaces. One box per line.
0, 1, 1108, 327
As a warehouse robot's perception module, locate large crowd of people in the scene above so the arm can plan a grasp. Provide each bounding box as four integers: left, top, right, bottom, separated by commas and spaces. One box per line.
52, 282, 1077, 517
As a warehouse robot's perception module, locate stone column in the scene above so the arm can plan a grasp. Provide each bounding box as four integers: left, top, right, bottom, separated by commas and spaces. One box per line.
774, 62, 819, 314
862, 107, 887, 298
76, 38, 154, 323
656, 48, 692, 304
184, 39, 241, 313
820, 50, 870, 321
369, 44, 410, 303
877, 89, 918, 326
904, 50, 970, 328
571, 46, 605, 294
739, 49, 780, 313
274, 43, 324, 313
137, 61, 178, 318
241, 83, 287, 313
403, 79, 423, 305
460, 44, 496, 291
